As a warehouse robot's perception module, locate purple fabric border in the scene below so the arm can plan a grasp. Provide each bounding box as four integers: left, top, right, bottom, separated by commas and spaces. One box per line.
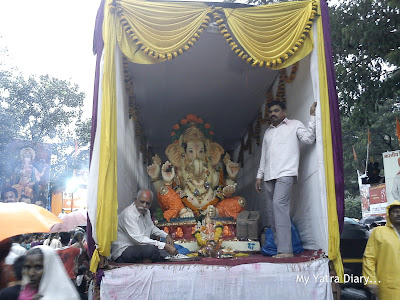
320, 0, 345, 232
90, 0, 105, 164
87, 0, 106, 259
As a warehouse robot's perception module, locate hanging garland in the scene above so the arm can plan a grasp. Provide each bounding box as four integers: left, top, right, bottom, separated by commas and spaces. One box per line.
212, 2, 318, 69
122, 56, 152, 164
123, 57, 137, 120
281, 62, 300, 83
237, 62, 300, 165
115, 4, 213, 61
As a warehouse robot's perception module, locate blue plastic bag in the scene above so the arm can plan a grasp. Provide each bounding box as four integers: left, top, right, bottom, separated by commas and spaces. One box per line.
261, 220, 304, 256
160, 238, 191, 255
174, 243, 191, 255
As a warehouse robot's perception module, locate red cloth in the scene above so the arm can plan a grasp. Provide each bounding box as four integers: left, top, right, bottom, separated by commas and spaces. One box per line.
0, 263, 15, 290
57, 247, 81, 279
110, 249, 323, 268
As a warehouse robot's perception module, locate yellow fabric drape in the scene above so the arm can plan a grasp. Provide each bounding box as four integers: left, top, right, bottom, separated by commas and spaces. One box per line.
113, 0, 316, 67
315, 0, 344, 281
90, 0, 119, 273
223, 1, 315, 69
116, 0, 211, 64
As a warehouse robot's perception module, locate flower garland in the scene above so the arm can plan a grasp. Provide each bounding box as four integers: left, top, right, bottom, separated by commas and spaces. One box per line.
170, 114, 214, 142
238, 61, 300, 164
212, 2, 318, 68
122, 56, 152, 164
115, 5, 213, 61
280, 61, 300, 84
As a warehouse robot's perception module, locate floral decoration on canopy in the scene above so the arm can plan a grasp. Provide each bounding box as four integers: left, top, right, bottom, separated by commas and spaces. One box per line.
171, 114, 215, 142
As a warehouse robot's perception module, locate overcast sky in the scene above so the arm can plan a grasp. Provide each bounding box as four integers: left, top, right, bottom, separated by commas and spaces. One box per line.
0, 0, 100, 118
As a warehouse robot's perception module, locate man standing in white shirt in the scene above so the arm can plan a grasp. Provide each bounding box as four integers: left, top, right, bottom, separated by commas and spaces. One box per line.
255, 101, 317, 258
111, 189, 177, 263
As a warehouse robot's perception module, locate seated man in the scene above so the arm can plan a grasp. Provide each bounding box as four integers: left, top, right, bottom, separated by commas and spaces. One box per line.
111, 189, 177, 263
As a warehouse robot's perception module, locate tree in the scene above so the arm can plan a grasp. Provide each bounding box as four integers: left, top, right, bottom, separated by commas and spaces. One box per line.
341, 99, 400, 196
329, 0, 400, 126
0, 71, 91, 191
344, 194, 362, 219
329, 0, 400, 195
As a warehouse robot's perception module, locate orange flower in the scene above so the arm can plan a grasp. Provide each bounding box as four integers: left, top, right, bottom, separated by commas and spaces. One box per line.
223, 225, 231, 237
176, 227, 183, 237
209, 131, 214, 135
181, 119, 188, 125
171, 132, 176, 136
197, 118, 203, 124
204, 123, 211, 129
172, 124, 180, 130
186, 114, 197, 122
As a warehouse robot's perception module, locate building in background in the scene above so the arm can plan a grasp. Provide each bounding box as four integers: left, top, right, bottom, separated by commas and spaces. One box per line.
51, 169, 88, 215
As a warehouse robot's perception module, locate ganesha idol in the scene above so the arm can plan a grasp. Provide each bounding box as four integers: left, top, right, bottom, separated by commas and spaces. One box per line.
147, 114, 246, 222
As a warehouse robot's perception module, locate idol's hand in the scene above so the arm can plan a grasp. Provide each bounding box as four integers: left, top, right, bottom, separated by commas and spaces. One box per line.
223, 184, 236, 198
161, 161, 175, 183
147, 155, 161, 180
224, 154, 240, 179
179, 207, 194, 218
206, 205, 217, 218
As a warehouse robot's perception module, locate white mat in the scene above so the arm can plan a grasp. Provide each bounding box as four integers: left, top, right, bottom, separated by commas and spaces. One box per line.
100, 258, 333, 300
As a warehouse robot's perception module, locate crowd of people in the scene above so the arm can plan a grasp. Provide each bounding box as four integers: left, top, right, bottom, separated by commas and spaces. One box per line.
0, 228, 92, 300
0, 186, 48, 208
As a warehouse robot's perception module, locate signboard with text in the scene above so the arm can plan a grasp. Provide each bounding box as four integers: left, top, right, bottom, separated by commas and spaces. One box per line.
382, 150, 400, 204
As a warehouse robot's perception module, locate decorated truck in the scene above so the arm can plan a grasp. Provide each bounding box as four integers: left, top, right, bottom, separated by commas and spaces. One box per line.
87, 0, 344, 298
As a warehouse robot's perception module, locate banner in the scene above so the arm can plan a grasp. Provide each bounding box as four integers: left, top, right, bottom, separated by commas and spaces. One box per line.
382, 150, 400, 204
360, 183, 370, 218
360, 183, 387, 218
0, 140, 52, 208
368, 183, 387, 215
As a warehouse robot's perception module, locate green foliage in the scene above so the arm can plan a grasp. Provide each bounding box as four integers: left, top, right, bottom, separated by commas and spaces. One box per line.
330, 0, 400, 126
344, 194, 362, 219
341, 99, 399, 196
330, 0, 400, 195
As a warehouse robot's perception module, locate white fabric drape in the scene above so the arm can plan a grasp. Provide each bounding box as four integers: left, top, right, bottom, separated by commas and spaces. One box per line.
309, 23, 329, 252
87, 51, 105, 245
100, 258, 333, 299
